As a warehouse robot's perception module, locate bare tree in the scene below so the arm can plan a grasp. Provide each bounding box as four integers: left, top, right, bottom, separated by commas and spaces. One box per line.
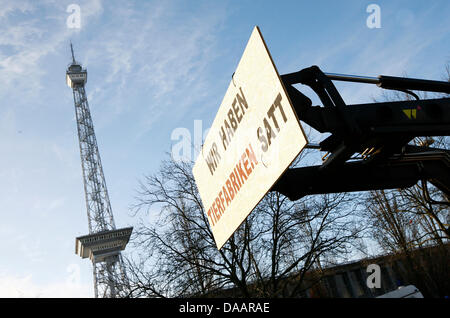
249, 190, 363, 297
360, 65, 450, 296
125, 157, 262, 297
366, 64, 449, 245
123, 153, 363, 298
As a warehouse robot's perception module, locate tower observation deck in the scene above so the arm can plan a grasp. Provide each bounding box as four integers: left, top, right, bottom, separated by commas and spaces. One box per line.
66, 43, 132, 298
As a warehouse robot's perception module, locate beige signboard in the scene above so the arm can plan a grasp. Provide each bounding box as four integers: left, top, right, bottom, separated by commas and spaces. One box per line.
193, 26, 308, 249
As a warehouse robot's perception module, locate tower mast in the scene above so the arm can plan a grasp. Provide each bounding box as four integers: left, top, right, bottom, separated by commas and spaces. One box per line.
70, 42, 76, 64
66, 44, 132, 298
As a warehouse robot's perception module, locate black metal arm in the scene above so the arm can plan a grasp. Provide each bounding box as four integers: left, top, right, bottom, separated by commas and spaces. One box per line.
271, 65, 450, 200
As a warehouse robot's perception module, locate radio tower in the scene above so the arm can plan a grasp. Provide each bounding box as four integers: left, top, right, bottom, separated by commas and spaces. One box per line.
66, 43, 133, 298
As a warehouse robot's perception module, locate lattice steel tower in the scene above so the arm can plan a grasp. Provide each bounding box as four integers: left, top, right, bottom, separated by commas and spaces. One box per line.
66, 43, 132, 298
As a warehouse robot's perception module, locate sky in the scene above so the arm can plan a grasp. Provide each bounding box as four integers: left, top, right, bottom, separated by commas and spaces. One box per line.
0, 0, 449, 297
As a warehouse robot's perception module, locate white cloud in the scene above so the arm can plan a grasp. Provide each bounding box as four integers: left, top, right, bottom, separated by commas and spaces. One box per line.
79, 1, 227, 136
0, 0, 34, 19
0, 272, 92, 298
0, 0, 104, 101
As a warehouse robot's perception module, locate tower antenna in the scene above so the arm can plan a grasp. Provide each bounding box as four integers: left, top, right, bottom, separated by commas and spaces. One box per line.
70, 41, 76, 64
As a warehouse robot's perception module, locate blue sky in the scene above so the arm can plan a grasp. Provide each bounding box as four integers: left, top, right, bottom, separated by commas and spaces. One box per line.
0, 0, 449, 297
